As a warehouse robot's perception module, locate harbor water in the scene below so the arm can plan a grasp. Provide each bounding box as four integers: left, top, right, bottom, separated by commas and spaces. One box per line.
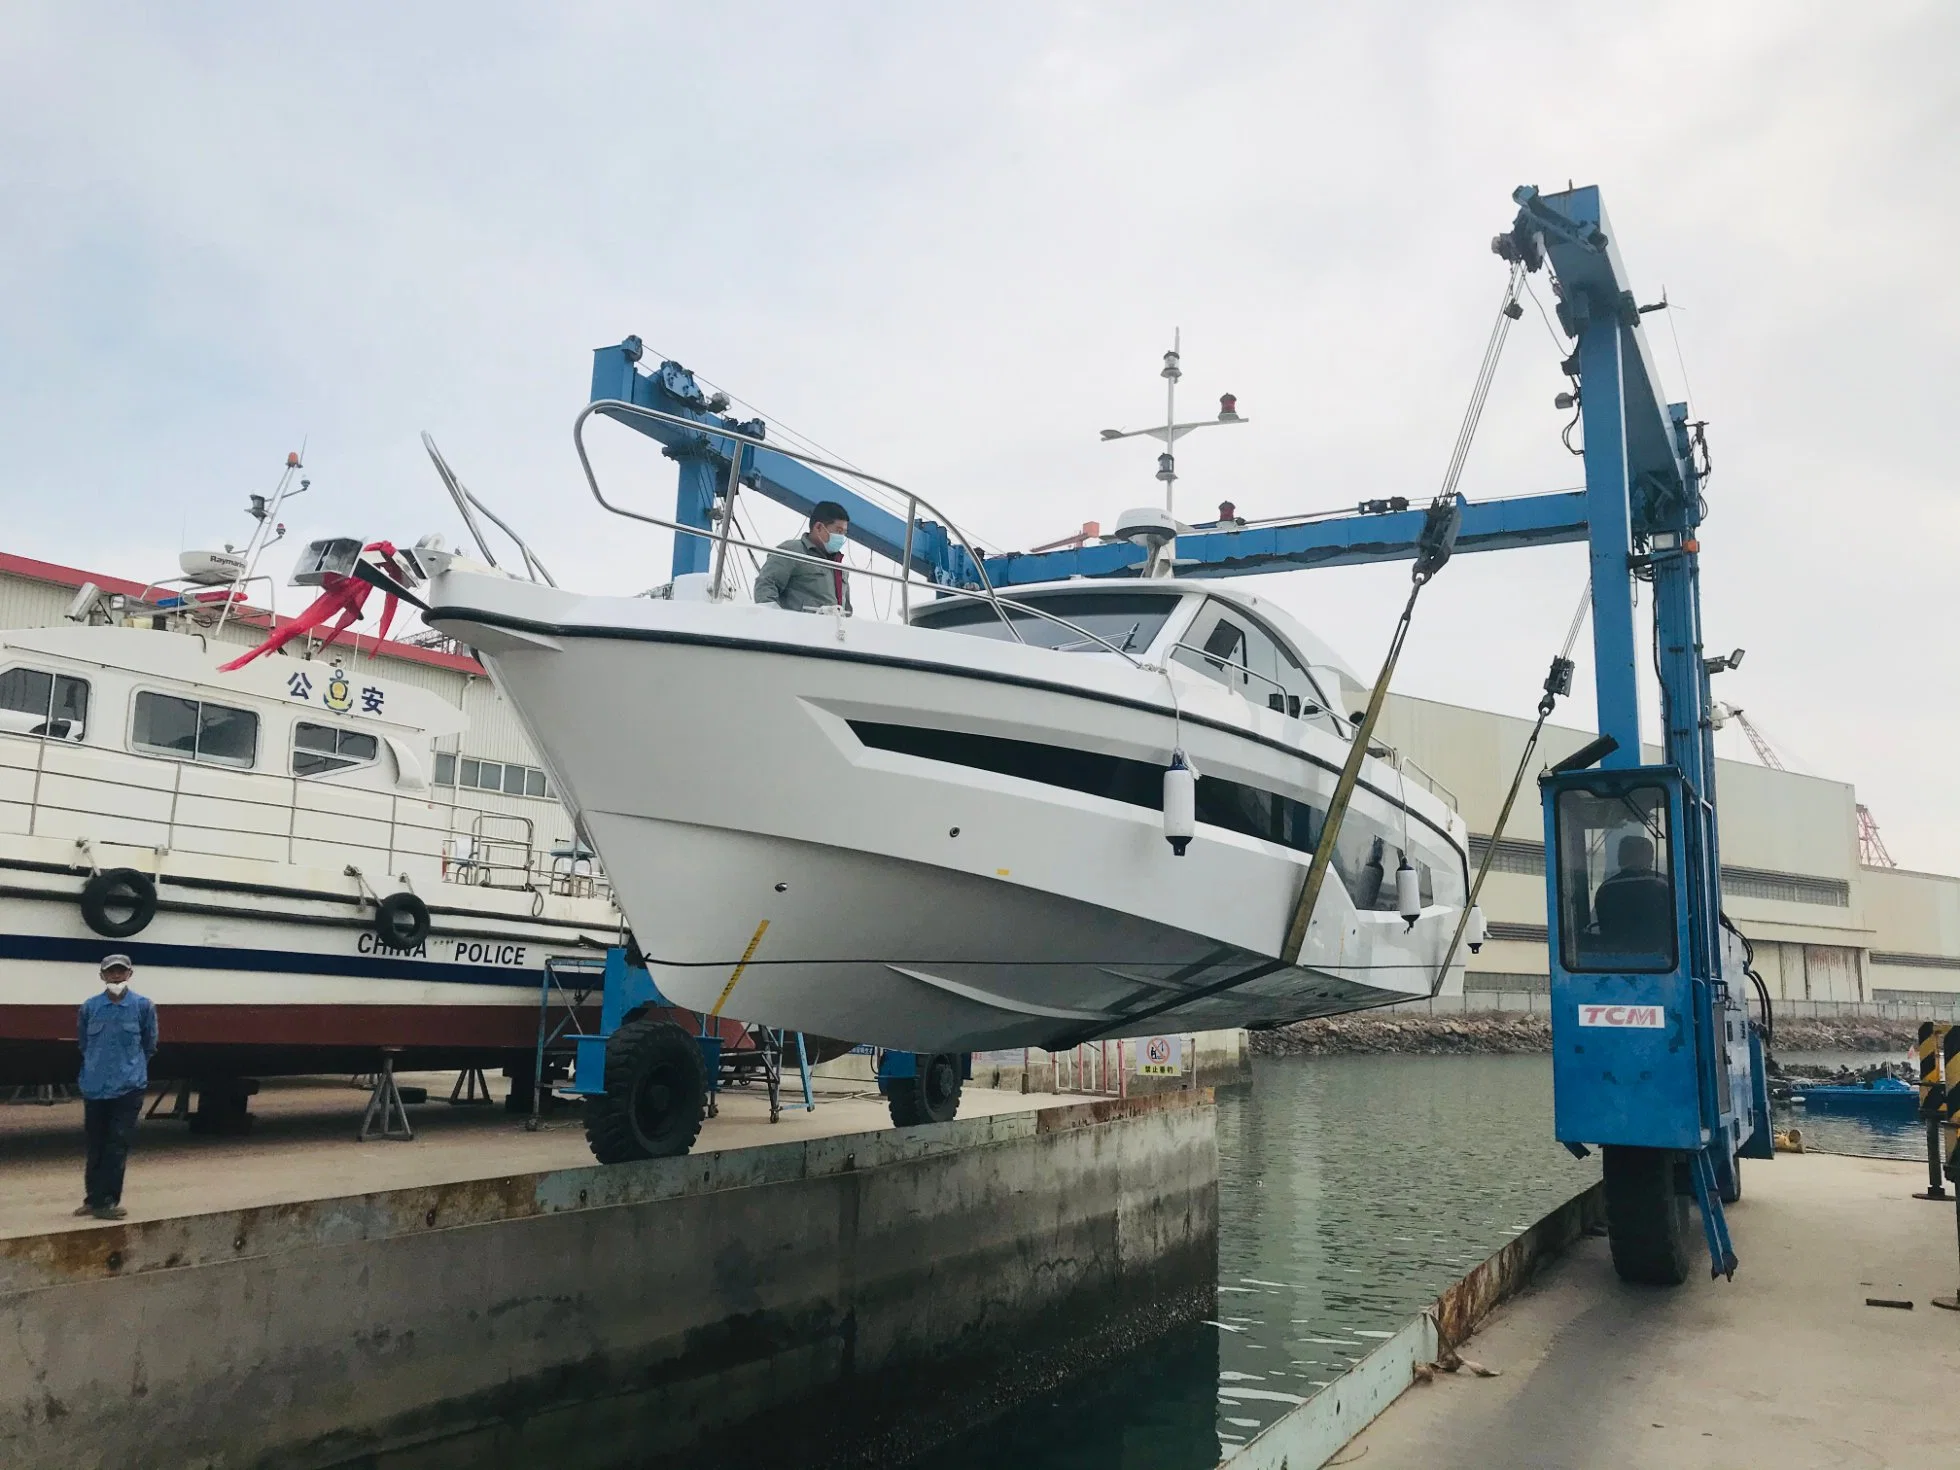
917, 1045, 1928, 1469
921, 1053, 1599, 1468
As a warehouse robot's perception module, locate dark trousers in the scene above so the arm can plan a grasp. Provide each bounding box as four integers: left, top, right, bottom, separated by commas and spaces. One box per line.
82, 1090, 144, 1207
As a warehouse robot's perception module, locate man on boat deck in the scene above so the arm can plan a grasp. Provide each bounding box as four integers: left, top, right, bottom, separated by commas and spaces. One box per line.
755, 501, 851, 613
75, 954, 157, 1221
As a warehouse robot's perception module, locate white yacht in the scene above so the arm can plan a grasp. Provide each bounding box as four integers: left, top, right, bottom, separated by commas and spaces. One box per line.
422, 561, 1472, 1053
0, 589, 625, 1090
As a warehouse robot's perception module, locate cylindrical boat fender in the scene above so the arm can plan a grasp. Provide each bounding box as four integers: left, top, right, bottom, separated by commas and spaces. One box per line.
1396, 859, 1422, 928
1163, 751, 1196, 856
1465, 903, 1488, 953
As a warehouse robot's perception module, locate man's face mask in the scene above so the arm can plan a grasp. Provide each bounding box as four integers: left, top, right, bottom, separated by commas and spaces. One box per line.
825, 532, 846, 554
103, 974, 130, 997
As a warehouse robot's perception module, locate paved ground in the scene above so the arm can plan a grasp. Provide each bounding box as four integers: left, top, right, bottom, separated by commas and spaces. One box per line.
0, 1072, 1073, 1239
1346, 1151, 1960, 1470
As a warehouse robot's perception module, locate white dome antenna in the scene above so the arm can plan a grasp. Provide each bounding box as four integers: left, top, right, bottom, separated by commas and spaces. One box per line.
1097, 330, 1247, 573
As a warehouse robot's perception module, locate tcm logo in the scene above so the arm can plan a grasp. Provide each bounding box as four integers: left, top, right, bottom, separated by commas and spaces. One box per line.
1577, 1004, 1666, 1029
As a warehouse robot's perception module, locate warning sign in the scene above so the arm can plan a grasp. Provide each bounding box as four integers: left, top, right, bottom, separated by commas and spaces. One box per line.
1139, 1035, 1184, 1076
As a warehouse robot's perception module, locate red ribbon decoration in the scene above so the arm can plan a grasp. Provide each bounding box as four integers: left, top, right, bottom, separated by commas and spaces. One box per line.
217, 541, 409, 672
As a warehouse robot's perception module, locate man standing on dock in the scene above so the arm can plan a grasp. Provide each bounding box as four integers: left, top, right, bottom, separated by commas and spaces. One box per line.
75, 954, 157, 1221
754, 501, 852, 612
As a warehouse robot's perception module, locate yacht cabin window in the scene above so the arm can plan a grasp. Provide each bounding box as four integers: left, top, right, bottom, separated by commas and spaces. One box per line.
909, 591, 1176, 654
0, 667, 89, 740
292, 721, 380, 777
1173, 600, 1334, 719
131, 691, 259, 769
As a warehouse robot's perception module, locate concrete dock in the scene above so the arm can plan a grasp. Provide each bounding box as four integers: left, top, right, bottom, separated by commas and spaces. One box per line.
0, 1072, 1079, 1237
0, 1079, 1218, 1469
1342, 1152, 1960, 1469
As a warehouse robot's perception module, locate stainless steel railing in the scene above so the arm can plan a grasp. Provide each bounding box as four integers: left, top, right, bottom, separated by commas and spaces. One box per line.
565, 401, 1151, 668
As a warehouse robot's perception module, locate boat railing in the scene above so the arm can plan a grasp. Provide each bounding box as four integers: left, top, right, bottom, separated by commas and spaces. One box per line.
0, 730, 595, 897
1385, 750, 1459, 812
422, 432, 559, 587
564, 401, 1152, 670
443, 812, 540, 890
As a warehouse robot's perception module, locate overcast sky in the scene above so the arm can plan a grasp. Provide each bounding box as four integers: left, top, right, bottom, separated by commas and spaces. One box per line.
3, 3, 1955, 871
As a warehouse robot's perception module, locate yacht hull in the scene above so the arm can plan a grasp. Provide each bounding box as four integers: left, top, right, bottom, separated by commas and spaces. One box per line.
429, 574, 1471, 1053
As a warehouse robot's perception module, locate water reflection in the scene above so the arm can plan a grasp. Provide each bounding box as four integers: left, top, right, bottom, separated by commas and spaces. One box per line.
917, 1054, 1599, 1467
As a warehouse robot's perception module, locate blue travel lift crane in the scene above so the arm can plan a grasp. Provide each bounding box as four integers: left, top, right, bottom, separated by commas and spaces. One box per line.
581, 181, 1770, 1285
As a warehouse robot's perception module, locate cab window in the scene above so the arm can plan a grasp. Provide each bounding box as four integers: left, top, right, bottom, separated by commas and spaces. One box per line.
133, 692, 259, 769
1555, 784, 1676, 972
293, 721, 380, 777
0, 667, 89, 740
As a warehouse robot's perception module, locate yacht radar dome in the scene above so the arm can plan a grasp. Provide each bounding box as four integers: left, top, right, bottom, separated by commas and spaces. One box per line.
179, 548, 249, 586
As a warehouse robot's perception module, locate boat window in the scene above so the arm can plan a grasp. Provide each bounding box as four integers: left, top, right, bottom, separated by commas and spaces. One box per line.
440, 752, 553, 800
293, 721, 381, 777
1555, 784, 1676, 973
132, 691, 259, 769
0, 666, 89, 741
848, 719, 1463, 913
1174, 601, 1337, 720
909, 592, 1177, 654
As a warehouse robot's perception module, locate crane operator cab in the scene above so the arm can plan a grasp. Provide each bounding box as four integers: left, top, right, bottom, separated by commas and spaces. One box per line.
1554, 783, 1678, 974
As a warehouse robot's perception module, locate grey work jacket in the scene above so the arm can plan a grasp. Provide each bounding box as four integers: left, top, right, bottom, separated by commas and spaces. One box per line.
754, 535, 850, 613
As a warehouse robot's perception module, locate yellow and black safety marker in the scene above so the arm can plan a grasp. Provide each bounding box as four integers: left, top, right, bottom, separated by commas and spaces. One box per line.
1918, 1022, 1947, 1121
1945, 1024, 1960, 1184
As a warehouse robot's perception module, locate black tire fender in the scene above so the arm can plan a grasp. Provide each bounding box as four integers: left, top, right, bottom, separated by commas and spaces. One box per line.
80, 868, 158, 939
373, 891, 431, 949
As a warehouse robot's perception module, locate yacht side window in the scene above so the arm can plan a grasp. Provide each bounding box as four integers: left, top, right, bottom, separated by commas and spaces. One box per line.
293, 721, 380, 777
0, 667, 89, 741
1173, 605, 1252, 691
132, 691, 259, 769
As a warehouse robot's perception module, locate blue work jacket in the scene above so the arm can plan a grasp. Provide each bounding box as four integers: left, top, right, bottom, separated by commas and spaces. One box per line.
77, 990, 158, 1100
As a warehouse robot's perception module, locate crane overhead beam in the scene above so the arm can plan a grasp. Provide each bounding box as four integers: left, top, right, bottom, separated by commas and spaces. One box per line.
589, 339, 981, 586
981, 490, 1590, 586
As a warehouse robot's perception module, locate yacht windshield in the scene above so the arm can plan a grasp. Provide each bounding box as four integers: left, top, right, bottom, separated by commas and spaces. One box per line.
910, 592, 1179, 653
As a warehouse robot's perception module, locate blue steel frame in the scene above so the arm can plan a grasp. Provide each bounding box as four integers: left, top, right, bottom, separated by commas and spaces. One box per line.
590, 183, 1768, 1273
589, 339, 982, 586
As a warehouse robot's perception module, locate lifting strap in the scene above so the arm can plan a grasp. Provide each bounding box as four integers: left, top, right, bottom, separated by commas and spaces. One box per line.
1424, 580, 1592, 992
1276, 267, 1529, 966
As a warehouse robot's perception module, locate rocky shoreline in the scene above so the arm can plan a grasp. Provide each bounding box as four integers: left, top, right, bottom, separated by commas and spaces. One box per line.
1248, 1010, 1920, 1058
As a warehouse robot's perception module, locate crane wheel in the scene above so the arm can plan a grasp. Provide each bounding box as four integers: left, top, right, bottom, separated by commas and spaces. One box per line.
1720, 1155, 1742, 1205
886, 1052, 964, 1128
1602, 1145, 1692, 1286
583, 1017, 708, 1163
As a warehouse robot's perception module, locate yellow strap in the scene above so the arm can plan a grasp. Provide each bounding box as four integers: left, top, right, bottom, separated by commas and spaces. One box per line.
709, 920, 770, 1018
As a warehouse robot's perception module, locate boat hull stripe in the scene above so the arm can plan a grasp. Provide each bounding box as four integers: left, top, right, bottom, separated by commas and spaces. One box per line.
0, 933, 553, 987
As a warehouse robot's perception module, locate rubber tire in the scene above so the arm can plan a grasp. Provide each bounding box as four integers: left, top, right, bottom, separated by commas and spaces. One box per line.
80, 868, 157, 939
373, 892, 431, 949
886, 1052, 964, 1128
1602, 1144, 1692, 1287
1720, 1154, 1742, 1206
584, 1017, 709, 1163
